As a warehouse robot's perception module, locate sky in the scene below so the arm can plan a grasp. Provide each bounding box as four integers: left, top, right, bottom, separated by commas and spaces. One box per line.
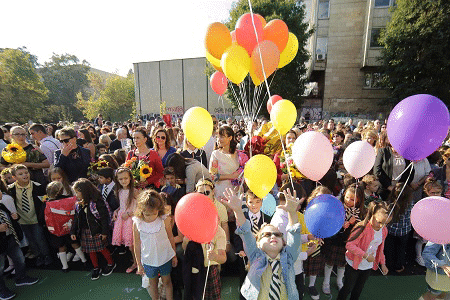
1, 0, 236, 76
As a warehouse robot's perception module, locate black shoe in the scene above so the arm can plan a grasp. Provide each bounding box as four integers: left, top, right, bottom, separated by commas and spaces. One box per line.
102, 263, 116, 276
15, 276, 39, 287
62, 268, 69, 273
118, 247, 127, 255
91, 268, 101, 281
35, 256, 44, 267
308, 286, 320, 300
0, 288, 16, 300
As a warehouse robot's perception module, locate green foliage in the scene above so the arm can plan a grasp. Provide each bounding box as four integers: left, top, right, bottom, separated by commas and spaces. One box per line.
379, 0, 450, 105
0, 48, 48, 123
39, 54, 91, 122
209, 0, 312, 116
77, 73, 135, 122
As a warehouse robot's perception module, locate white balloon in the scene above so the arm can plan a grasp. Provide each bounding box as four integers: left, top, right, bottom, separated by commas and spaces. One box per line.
343, 141, 376, 179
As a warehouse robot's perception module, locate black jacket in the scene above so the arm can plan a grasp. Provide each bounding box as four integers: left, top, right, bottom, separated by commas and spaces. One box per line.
109, 139, 122, 152
234, 211, 271, 253
98, 184, 119, 211
54, 146, 91, 183
8, 181, 46, 226
71, 199, 110, 237
0, 203, 24, 254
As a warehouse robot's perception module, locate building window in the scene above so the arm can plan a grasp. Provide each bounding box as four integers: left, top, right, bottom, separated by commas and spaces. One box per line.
370, 28, 383, 48
364, 72, 384, 88
316, 37, 328, 60
375, 0, 395, 7
318, 0, 330, 19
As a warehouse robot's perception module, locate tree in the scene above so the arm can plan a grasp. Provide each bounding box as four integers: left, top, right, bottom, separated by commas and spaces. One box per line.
0, 48, 48, 123
39, 54, 90, 122
212, 0, 312, 115
379, 0, 450, 105
77, 73, 135, 122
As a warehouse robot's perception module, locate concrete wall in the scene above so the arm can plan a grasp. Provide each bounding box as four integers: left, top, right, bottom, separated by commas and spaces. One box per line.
133, 57, 233, 119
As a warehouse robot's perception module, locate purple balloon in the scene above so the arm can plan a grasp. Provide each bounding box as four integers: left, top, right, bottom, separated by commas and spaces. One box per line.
387, 94, 449, 161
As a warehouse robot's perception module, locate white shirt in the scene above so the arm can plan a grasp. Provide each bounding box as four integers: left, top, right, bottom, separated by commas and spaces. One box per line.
133, 216, 175, 266
347, 228, 383, 270
412, 158, 431, 184
40, 136, 61, 166
248, 210, 261, 225
203, 135, 216, 167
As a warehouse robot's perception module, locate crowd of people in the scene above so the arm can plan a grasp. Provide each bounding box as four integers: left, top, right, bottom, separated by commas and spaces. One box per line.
0, 113, 449, 300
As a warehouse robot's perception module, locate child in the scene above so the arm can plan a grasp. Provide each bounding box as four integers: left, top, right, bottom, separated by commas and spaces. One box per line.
133, 190, 177, 300
336, 202, 391, 300
0, 202, 39, 300
97, 167, 119, 211
161, 167, 185, 205
48, 167, 73, 197
362, 174, 381, 207
43, 181, 87, 272
322, 183, 365, 295
71, 178, 116, 280
222, 187, 302, 300
96, 143, 108, 156
1, 168, 15, 186
7, 164, 52, 267
111, 167, 138, 273
419, 242, 450, 300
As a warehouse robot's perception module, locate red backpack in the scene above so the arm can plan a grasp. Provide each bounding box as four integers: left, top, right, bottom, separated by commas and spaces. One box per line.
44, 196, 77, 236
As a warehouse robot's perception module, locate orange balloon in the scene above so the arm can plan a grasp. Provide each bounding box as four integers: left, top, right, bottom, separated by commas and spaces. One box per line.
249, 64, 262, 86
206, 50, 224, 73
205, 22, 232, 59
263, 19, 289, 52
255, 14, 266, 27
251, 40, 280, 81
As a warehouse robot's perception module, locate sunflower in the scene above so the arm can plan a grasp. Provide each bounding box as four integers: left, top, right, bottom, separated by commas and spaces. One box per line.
139, 164, 153, 181
98, 160, 109, 169
2, 143, 26, 164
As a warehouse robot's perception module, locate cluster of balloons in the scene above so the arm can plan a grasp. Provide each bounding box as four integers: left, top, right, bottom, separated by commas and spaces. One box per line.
206, 13, 299, 91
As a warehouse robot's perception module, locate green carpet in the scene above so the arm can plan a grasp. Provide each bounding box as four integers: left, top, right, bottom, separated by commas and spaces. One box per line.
4, 269, 429, 300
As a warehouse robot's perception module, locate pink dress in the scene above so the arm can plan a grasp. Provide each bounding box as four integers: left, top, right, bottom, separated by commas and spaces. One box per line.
112, 189, 135, 247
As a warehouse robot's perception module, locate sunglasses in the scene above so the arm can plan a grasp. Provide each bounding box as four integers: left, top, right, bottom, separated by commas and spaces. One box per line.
260, 231, 283, 239
59, 137, 72, 144
156, 136, 166, 140
198, 190, 211, 196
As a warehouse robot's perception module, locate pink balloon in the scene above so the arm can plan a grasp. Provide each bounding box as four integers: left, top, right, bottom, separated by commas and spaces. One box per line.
235, 13, 264, 56
292, 131, 334, 181
267, 95, 283, 113
210, 71, 227, 95
343, 141, 376, 179
411, 197, 450, 244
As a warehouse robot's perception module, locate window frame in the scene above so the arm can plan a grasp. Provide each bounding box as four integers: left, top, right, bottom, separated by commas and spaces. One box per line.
318, 0, 330, 20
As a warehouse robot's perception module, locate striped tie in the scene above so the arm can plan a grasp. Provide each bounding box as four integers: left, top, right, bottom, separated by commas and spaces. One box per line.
21, 189, 30, 213
102, 186, 108, 202
251, 215, 259, 235
0, 210, 20, 245
268, 258, 281, 300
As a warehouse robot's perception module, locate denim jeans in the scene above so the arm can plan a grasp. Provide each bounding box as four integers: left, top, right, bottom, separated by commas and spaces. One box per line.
0, 235, 26, 291
20, 223, 50, 257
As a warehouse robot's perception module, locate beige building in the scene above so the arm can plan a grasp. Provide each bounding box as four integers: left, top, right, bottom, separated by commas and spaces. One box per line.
302, 0, 396, 122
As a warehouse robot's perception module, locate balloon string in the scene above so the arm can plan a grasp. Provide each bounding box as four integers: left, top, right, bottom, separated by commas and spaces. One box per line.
248, 0, 272, 99
202, 256, 211, 300
393, 161, 414, 181
443, 245, 450, 262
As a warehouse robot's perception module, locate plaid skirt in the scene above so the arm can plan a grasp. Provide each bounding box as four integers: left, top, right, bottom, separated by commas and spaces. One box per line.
205, 265, 221, 300
323, 245, 347, 267
81, 229, 107, 253
304, 252, 324, 276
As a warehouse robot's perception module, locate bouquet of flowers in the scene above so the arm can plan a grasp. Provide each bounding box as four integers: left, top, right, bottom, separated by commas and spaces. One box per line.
88, 160, 109, 176
1, 143, 26, 164
123, 156, 153, 187
280, 143, 305, 180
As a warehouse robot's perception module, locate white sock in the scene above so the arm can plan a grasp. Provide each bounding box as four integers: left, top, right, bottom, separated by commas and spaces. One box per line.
309, 275, 317, 287
75, 247, 87, 263
416, 240, 425, 257
337, 266, 345, 286
323, 264, 333, 286
59, 252, 69, 269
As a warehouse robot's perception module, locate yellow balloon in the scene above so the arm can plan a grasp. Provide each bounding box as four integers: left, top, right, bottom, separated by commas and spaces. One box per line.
181, 107, 213, 148
220, 44, 250, 85
278, 33, 298, 68
244, 154, 277, 199
249, 63, 262, 86
270, 100, 297, 135
206, 50, 223, 73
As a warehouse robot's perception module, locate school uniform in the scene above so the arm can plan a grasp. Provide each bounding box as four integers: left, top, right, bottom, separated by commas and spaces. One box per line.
98, 182, 118, 211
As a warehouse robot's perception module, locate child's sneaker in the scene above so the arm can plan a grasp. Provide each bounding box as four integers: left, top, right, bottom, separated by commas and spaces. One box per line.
15, 276, 39, 286
308, 286, 320, 300
322, 283, 331, 295
91, 268, 101, 280
102, 263, 116, 276
0, 288, 16, 300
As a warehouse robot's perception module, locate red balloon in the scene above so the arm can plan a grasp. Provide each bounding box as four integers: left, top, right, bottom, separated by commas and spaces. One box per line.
235, 13, 264, 56
175, 193, 219, 243
267, 95, 283, 113
210, 71, 227, 95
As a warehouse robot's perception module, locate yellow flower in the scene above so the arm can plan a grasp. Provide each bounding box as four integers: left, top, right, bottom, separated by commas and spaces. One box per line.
2, 143, 26, 164
139, 164, 152, 181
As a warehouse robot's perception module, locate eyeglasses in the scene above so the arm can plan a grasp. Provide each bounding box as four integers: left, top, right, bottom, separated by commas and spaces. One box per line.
59, 137, 72, 144
198, 190, 211, 196
12, 133, 26, 137
156, 135, 166, 140
260, 231, 283, 239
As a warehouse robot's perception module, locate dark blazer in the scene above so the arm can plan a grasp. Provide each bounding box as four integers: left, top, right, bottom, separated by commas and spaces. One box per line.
8, 181, 46, 225
234, 211, 271, 253
109, 139, 122, 152
98, 183, 119, 211
0, 203, 24, 253
54, 146, 91, 183
180, 149, 208, 168
71, 199, 110, 237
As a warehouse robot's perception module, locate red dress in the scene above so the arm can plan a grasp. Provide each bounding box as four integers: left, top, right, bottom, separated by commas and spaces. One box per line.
126, 149, 164, 189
